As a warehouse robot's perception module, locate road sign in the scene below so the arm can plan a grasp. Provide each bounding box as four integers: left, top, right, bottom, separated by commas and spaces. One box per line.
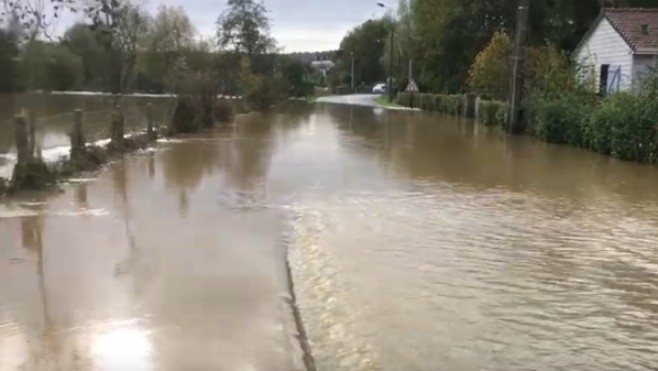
405, 79, 419, 93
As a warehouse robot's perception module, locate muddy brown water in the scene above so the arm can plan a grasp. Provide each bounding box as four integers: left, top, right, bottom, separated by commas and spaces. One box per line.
2, 100, 658, 370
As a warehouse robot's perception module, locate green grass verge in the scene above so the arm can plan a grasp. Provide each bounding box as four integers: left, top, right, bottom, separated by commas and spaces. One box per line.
375, 95, 402, 108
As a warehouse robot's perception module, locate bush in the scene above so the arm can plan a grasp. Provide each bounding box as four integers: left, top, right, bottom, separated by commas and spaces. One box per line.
528, 93, 595, 146
396, 92, 464, 115
468, 31, 511, 100
587, 93, 658, 162
0, 177, 7, 196
396, 92, 411, 107
170, 98, 200, 134
478, 100, 507, 128
11, 159, 56, 191
213, 99, 234, 123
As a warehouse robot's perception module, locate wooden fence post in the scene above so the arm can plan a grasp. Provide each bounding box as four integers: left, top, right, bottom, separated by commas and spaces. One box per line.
111, 106, 124, 146
71, 109, 86, 160
146, 103, 155, 139
14, 115, 30, 166
27, 110, 36, 158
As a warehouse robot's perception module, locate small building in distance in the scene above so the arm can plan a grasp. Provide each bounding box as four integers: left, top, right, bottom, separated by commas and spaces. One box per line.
310, 60, 335, 76
573, 8, 658, 95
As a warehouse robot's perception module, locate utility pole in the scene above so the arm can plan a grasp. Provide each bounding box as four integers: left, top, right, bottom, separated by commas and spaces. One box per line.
507, 0, 529, 134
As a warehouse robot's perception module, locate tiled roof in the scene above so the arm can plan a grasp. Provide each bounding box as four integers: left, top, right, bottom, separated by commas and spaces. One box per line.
604, 8, 658, 53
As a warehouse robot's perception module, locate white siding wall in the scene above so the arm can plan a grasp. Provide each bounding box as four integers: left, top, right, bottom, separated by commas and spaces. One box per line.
632, 55, 657, 91
575, 18, 634, 92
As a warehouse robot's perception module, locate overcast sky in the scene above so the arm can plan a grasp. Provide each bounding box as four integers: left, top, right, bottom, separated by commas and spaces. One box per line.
59, 0, 395, 52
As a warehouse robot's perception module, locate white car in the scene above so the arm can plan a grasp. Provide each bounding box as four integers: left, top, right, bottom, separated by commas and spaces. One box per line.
372, 83, 388, 94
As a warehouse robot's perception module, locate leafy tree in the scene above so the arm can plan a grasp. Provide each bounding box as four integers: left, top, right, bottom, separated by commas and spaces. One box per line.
280, 56, 313, 98
46, 44, 84, 90
20, 41, 83, 91
467, 31, 511, 100
83, 0, 151, 93
62, 23, 107, 88
216, 0, 276, 57
0, 29, 20, 92
142, 5, 195, 91
337, 18, 392, 87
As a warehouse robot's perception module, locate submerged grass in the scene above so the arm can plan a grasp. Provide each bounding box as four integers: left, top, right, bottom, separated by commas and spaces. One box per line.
375, 95, 403, 109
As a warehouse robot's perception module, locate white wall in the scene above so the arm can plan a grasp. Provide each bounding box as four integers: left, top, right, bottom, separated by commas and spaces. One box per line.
632, 55, 657, 91
574, 18, 634, 92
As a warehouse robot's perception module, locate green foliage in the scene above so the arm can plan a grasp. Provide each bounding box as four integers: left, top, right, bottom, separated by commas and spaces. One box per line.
586, 94, 658, 162
396, 92, 464, 115
0, 30, 21, 92
526, 91, 658, 164
468, 31, 511, 100
11, 159, 56, 191
280, 57, 314, 98
141, 5, 196, 92
525, 45, 577, 97
478, 100, 507, 128
337, 18, 392, 86
21, 41, 83, 91
528, 93, 595, 146
0, 177, 6, 197
216, 0, 276, 56
46, 45, 84, 91
62, 24, 107, 88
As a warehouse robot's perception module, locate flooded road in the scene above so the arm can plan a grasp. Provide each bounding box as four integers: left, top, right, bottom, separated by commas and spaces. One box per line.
3, 101, 658, 370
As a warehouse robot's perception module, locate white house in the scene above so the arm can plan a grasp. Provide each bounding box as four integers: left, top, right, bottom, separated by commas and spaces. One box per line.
573, 8, 658, 94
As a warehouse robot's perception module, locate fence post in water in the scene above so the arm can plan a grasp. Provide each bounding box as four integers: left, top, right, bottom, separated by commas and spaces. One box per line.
71, 109, 86, 161
146, 103, 155, 140
14, 114, 30, 166
464, 94, 477, 119
110, 106, 124, 147
27, 110, 36, 158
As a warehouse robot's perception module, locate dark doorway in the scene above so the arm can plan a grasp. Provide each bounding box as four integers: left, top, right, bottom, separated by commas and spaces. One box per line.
599, 64, 610, 95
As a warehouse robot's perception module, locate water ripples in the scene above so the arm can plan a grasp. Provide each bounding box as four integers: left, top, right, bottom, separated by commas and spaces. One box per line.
289, 181, 658, 371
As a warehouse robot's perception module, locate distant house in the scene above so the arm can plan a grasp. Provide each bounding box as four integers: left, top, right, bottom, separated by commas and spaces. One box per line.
310, 60, 335, 77
573, 8, 658, 94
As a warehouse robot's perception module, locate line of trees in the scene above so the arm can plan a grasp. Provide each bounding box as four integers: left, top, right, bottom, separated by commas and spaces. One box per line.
0, 0, 315, 104
332, 0, 658, 94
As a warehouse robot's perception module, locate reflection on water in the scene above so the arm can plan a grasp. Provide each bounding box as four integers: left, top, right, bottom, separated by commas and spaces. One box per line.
2, 101, 658, 370
92, 321, 153, 371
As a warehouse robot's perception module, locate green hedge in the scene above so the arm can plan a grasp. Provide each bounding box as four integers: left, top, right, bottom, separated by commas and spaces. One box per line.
527, 93, 594, 146
396, 92, 464, 115
478, 100, 507, 128
528, 92, 658, 164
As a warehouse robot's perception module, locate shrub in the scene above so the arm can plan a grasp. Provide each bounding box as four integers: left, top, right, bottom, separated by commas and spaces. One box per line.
213, 99, 234, 123
588, 93, 658, 162
443, 95, 463, 115
0, 177, 7, 196
418, 93, 433, 111
11, 159, 56, 191
396, 92, 411, 107
468, 31, 511, 100
528, 93, 595, 146
478, 100, 507, 128
170, 97, 200, 134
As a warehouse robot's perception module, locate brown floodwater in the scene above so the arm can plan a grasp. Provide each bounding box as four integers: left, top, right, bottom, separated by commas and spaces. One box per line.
2, 100, 658, 370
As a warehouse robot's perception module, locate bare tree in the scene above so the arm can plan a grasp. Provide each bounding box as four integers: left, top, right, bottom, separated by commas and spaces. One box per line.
1, 0, 74, 41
